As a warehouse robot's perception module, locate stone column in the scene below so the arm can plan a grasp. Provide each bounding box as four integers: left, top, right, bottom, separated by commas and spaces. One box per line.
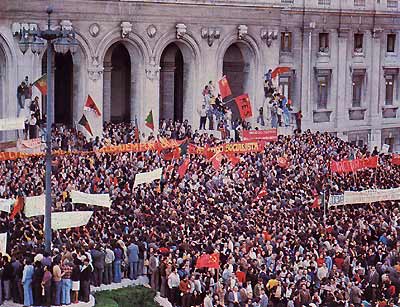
368, 29, 382, 126
335, 28, 350, 128
142, 58, 161, 132
86, 65, 104, 136
102, 63, 112, 123
300, 27, 314, 128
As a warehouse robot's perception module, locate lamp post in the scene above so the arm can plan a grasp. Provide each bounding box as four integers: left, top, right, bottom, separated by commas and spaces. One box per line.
18, 7, 78, 252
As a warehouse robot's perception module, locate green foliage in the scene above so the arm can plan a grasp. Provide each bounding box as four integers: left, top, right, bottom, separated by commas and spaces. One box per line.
94, 286, 161, 307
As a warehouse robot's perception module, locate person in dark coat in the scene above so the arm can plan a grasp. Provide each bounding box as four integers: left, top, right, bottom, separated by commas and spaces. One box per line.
32, 261, 44, 306
91, 245, 105, 287
79, 258, 93, 303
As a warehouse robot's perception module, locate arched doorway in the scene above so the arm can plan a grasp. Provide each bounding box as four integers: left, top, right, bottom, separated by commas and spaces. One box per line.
159, 43, 184, 123
222, 43, 254, 119
42, 51, 74, 126
223, 44, 245, 98
103, 43, 132, 123
110, 44, 131, 122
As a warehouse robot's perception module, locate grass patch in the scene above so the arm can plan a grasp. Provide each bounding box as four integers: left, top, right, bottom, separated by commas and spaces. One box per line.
94, 286, 161, 307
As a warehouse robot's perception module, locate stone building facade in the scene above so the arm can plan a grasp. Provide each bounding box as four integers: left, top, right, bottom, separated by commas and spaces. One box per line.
0, 0, 399, 151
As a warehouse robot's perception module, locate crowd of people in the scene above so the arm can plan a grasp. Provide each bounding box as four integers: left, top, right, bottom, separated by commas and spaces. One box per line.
0, 119, 398, 307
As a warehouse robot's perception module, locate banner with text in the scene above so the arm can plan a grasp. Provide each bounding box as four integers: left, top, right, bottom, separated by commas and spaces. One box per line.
188, 141, 264, 156
134, 168, 163, 188
344, 187, 400, 205
330, 156, 378, 174
242, 129, 278, 142
70, 190, 111, 208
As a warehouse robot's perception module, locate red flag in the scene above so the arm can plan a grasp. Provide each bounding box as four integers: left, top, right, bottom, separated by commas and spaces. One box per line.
277, 157, 288, 168
235, 94, 253, 119
10, 196, 24, 220
78, 114, 93, 136
218, 76, 232, 99
178, 158, 190, 179
254, 188, 267, 201
210, 152, 225, 170
145, 110, 154, 131
84, 95, 101, 116
311, 195, 320, 209
196, 253, 220, 269
226, 154, 240, 166
32, 74, 47, 95
271, 66, 290, 79
391, 154, 400, 166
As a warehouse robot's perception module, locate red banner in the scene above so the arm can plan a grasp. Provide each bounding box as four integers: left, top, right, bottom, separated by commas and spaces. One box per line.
209, 152, 225, 170
330, 156, 378, 174
392, 154, 400, 166
188, 141, 264, 156
242, 129, 278, 142
271, 66, 290, 79
235, 94, 253, 119
196, 253, 220, 269
218, 75, 232, 99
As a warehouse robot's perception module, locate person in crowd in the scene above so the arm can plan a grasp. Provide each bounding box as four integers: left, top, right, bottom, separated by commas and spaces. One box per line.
0, 121, 397, 307
22, 258, 34, 307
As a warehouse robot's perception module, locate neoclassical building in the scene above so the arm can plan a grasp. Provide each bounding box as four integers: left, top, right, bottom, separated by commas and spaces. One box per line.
0, 0, 399, 151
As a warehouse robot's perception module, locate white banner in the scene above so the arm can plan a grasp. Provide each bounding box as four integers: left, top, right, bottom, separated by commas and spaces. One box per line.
133, 167, 163, 188
24, 195, 45, 217
70, 190, 111, 208
0, 233, 6, 255
328, 194, 345, 208
0, 118, 25, 131
344, 187, 400, 205
0, 199, 14, 213
51, 211, 93, 230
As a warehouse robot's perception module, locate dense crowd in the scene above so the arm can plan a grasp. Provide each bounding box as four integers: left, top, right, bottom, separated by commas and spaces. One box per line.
0, 121, 398, 307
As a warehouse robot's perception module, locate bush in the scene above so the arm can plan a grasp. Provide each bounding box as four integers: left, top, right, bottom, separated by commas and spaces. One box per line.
94, 286, 161, 307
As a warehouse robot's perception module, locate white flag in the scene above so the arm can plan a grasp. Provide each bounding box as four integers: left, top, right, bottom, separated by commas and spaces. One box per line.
0, 199, 14, 213
70, 191, 111, 208
134, 168, 163, 188
0, 118, 25, 131
0, 233, 7, 255
51, 211, 93, 230
24, 195, 45, 217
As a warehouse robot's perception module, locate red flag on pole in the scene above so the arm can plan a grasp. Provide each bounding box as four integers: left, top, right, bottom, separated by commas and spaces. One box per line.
78, 114, 93, 136
196, 253, 220, 269
271, 67, 291, 79
84, 95, 101, 116
235, 94, 253, 119
210, 152, 225, 170
10, 196, 24, 220
145, 110, 154, 131
218, 75, 232, 99
178, 158, 190, 179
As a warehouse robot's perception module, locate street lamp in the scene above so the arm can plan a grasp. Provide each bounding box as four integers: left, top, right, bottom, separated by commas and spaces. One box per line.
18, 7, 78, 253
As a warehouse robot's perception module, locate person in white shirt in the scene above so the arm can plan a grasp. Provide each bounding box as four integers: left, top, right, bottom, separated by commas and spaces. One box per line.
167, 267, 180, 307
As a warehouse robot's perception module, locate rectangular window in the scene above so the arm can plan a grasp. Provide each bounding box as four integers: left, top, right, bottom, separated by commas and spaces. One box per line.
319, 33, 329, 53
317, 75, 328, 109
385, 75, 395, 105
281, 32, 292, 52
354, 33, 364, 53
387, 34, 396, 53
354, 0, 365, 6
387, 0, 398, 8
318, 0, 331, 4
352, 75, 364, 107
279, 76, 291, 100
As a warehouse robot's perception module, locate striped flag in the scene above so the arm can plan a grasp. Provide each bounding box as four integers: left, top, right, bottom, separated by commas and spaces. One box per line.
32, 74, 47, 95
